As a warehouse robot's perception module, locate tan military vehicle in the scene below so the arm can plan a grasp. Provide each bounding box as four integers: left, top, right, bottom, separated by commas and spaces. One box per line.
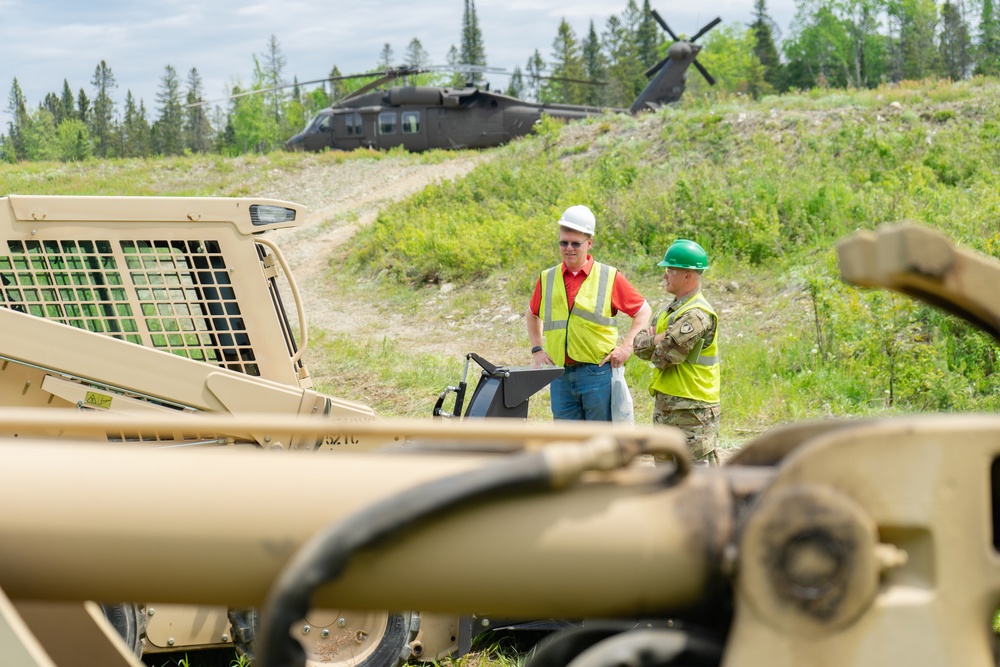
0, 195, 465, 665
2, 213, 1000, 667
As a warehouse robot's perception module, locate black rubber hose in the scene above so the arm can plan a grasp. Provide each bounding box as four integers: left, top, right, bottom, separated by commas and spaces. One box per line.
259, 450, 554, 667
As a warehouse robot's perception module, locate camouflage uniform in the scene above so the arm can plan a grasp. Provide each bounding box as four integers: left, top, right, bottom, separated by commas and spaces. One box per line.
634, 295, 720, 466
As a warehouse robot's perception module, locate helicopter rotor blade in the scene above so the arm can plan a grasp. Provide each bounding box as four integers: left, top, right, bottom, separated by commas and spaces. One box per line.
650, 9, 681, 41
332, 67, 427, 105
185, 67, 424, 108
426, 64, 605, 87
542, 75, 607, 86
693, 59, 716, 86
689, 17, 722, 43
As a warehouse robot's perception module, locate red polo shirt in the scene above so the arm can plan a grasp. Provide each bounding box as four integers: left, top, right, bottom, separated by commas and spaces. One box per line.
528, 256, 646, 318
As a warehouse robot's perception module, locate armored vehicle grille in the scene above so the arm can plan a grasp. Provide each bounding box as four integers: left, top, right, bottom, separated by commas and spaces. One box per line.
0, 238, 260, 376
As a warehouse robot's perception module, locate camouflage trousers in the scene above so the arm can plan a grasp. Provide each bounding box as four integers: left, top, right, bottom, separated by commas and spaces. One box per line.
652, 393, 721, 466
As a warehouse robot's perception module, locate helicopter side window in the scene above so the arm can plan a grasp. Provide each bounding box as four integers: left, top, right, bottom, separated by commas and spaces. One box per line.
378, 112, 397, 135
345, 113, 362, 136
401, 111, 421, 134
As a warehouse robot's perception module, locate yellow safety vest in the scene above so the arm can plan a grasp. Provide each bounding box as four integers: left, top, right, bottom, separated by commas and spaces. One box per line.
649, 293, 720, 403
540, 262, 618, 366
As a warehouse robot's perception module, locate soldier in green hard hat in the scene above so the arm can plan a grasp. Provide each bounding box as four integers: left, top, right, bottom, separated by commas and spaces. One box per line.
634, 239, 721, 465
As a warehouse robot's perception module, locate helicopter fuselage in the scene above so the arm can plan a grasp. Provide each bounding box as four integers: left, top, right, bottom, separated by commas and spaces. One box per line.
285, 86, 614, 152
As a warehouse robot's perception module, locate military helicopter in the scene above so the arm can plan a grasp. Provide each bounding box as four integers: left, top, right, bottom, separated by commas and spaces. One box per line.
285, 11, 720, 152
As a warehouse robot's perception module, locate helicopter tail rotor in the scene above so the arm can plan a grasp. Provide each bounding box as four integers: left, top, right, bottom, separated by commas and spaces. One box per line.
643, 12, 719, 87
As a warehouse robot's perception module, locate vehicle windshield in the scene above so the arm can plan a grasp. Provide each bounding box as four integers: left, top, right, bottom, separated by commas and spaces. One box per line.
304, 114, 323, 132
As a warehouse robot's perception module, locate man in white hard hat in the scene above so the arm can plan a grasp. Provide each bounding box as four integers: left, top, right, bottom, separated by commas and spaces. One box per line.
526, 205, 651, 421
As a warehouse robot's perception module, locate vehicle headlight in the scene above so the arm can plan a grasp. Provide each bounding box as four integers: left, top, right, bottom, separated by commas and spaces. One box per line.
250, 205, 296, 226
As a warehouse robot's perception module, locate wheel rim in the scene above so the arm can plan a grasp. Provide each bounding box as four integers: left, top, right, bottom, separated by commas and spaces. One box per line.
299, 609, 394, 667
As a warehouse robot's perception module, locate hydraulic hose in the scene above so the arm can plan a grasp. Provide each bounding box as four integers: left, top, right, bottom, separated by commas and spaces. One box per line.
259, 436, 661, 667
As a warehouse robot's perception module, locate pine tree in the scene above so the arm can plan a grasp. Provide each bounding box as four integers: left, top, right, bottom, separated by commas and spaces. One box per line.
460, 0, 487, 83
90, 60, 117, 157
542, 19, 586, 104
505, 65, 525, 98
262, 35, 287, 127
582, 20, 608, 105
525, 49, 547, 101
184, 68, 212, 153
635, 0, 661, 69
977, 0, 1000, 74
379, 42, 395, 70
77, 88, 90, 124
59, 81, 75, 124
138, 100, 152, 155
121, 90, 140, 157
750, 0, 784, 90
940, 0, 972, 78
328, 65, 345, 99
405, 38, 431, 68
154, 65, 183, 155
602, 10, 643, 105
43, 93, 62, 126
3, 78, 29, 161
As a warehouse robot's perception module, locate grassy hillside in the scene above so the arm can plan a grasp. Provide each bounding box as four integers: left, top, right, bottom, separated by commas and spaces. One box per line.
3, 77, 999, 452
344, 76, 1000, 444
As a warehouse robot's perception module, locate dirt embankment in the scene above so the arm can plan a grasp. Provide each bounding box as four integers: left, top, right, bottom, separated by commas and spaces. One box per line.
250, 154, 509, 375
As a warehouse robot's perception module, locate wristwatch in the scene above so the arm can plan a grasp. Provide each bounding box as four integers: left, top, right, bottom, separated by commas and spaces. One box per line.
531, 345, 543, 354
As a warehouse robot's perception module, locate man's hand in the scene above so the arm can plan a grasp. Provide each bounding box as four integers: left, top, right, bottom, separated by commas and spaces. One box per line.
601, 341, 633, 368
642, 324, 667, 346
531, 349, 554, 367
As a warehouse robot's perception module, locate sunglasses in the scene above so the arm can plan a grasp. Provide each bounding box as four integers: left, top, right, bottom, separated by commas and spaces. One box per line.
559, 240, 585, 248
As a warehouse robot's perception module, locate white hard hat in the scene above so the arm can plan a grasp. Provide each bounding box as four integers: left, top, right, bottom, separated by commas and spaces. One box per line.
557, 205, 596, 236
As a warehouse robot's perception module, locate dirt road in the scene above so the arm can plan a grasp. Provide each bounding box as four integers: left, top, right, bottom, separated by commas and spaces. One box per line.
250, 153, 520, 390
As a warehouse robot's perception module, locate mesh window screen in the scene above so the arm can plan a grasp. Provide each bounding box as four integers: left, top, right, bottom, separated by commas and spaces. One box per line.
0, 238, 260, 376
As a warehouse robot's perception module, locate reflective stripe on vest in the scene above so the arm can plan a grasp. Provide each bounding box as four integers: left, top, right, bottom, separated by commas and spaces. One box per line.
540, 262, 618, 366
648, 293, 720, 403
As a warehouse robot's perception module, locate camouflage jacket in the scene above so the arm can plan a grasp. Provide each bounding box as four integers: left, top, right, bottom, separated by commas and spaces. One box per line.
633, 293, 717, 370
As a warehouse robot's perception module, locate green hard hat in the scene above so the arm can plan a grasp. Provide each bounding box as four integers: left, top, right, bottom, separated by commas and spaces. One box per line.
658, 239, 709, 270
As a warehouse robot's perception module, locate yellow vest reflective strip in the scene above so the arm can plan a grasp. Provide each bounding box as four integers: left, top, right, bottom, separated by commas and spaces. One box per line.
648, 293, 720, 403
540, 262, 618, 366
542, 268, 566, 332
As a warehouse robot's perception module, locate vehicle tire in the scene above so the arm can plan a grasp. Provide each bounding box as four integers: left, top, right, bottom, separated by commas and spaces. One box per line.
100, 602, 145, 657
230, 607, 419, 667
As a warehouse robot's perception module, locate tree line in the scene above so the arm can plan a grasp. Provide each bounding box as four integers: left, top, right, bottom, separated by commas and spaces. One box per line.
2, 0, 998, 163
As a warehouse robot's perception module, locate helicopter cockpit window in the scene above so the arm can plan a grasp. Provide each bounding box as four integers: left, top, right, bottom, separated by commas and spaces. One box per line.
378, 112, 397, 135
401, 111, 420, 134
316, 115, 332, 133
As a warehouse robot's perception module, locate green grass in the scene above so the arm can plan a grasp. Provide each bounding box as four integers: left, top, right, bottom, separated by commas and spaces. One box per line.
0, 147, 462, 197
310, 330, 465, 417
6, 77, 1000, 453
336, 78, 1000, 449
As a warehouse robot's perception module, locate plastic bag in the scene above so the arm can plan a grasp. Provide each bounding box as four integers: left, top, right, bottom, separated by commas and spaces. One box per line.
610, 365, 635, 425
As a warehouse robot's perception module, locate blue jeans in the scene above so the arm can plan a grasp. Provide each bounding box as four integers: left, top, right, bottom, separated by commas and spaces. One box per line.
549, 363, 612, 421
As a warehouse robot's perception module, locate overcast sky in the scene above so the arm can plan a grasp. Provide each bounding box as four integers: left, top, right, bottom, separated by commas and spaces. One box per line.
0, 0, 799, 131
